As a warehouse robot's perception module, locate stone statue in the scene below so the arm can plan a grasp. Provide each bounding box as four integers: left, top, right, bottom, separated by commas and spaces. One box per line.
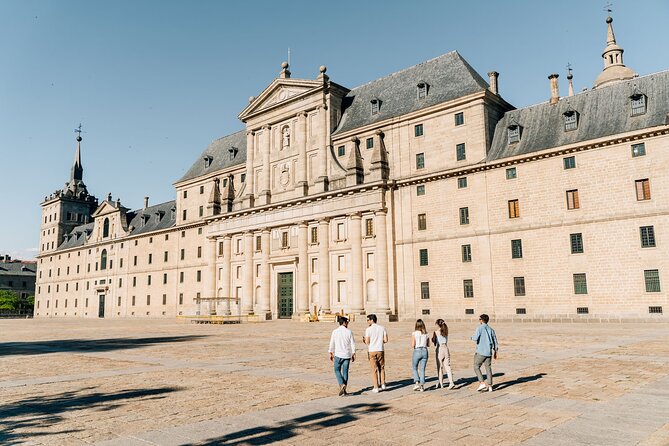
282, 126, 290, 149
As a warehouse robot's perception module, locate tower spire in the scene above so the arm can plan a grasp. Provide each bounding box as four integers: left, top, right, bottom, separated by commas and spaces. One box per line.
567, 63, 574, 97
71, 124, 83, 182
593, 8, 636, 88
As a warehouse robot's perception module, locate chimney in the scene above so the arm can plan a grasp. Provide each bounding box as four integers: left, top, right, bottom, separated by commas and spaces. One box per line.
488, 71, 499, 95
144, 196, 149, 209
548, 74, 560, 104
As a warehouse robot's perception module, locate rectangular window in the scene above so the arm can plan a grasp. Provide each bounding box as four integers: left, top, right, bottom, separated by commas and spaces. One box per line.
336, 222, 345, 241
635, 179, 651, 201
132, 276, 136, 287
256, 235, 262, 251
631, 95, 647, 116
163, 273, 167, 284
179, 293, 183, 305
563, 156, 576, 170
196, 270, 202, 282
218, 242, 224, 256
508, 126, 520, 144
366, 252, 374, 269
236, 238, 242, 254
516, 308, 526, 315
147, 275, 152, 285
419, 248, 428, 266
459, 207, 469, 225
164, 251, 168, 262
461, 244, 471, 262
649, 306, 663, 314
365, 218, 374, 237
132, 296, 135, 306
236, 266, 241, 279
337, 280, 346, 303
573, 273, 588, 294
564, 113, 578, 131
640, 226, 656, 248
463, 279, 474, 298
118, 278, 122, 288
337, 255, 345, 272
310, 227, 318, 244
162, 294, 167, 305
458, 177, 468, 189
511, 239, 523, 259
180, 271, 184, 283
645, 269, 661, 292
197, 246, 202, 258
366, 137, 374, 149
456, 143, 466, 161
465, 308, 475, 315
570, 233, 584, 254
416, 153, 425, 169
577, 307, 589, 314
256, 264, 260, 277
566, 190, 580, 210
454, 112, 464, 126
311, 258, 317, 273
414, 123, 423, 137
514, 277, 526, 296
199, 185, 204, 194
420, 282, 430, 299
199, 206, 204, 217
133, 256, 137, 266
337, 145, 345, 157
508, 199, 520, 218
280, 231, 288, 249
147, 295, 151, 305
416, 185, 425, 196
182, 210, 187, 221
417, 214, 427, 231
632, 143, 646, 157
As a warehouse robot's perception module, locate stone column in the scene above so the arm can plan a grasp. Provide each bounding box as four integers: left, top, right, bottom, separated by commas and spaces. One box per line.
316, 105, 329, 192
259, 125, 272, 204
296, 112, 308, 195
318, 218, 331, 313
260, 228, 271, 315
349, 213, 364, 314
297, 222, 309, 314
375, 210, 391, 313
244, 131, 255, 207
242, 232, 254, 314
221, 235, 232, 315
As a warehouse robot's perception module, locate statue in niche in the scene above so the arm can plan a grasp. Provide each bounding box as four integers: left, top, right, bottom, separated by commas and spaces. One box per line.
281, 126, 290, 150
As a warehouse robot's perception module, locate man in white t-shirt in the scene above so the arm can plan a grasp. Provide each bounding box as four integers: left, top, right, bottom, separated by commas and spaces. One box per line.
328, 316, 356, 396
363, 314, 388, 393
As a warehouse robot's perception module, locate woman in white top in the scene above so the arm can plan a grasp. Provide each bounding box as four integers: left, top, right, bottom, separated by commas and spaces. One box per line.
432, 319, 455, 389
410, 319, 430, 391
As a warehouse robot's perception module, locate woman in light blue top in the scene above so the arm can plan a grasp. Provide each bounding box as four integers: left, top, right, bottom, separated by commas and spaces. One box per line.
432, 319, 455, 389
410, 319, 430, 391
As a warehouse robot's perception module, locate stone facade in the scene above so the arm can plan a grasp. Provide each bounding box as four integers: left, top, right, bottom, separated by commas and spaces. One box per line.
34, 15, 668, 320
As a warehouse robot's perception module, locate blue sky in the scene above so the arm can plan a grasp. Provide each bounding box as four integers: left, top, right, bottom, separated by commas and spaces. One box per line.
1, 0, 667, 260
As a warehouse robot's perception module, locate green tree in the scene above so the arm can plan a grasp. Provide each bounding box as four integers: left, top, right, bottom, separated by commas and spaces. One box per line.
0, 290, 20, 311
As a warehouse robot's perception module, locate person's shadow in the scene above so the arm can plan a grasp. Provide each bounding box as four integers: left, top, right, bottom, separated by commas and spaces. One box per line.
493, 373, 546, 391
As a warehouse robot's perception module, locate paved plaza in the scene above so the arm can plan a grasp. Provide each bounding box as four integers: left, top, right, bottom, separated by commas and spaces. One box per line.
1, 318, 669, 446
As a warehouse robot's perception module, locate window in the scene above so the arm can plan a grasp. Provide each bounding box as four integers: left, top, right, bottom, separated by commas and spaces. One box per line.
511, 239, 523, 259
256, 235, 262, 251
336, 222, 345, 241
311, 258, 318, 273
100, 249, 107, 270
465, 308, 475, 315
463, 279, 474, 298
417, 82, 427, 99
203, 156, 212, 168
573, 273, 588, 294
564, 111, 578, 131
416, 153, 425, 169
366, 252, 374, 269
458, 177, 467, 189
196, 270, 202, 282
630, 94, 647, 116
514, 277, 526, 296
422, 309, 430, 315
148, 253, 152, 264
506, 167, 517, 180
281, 231, 289, 248
337, 145, 345, 157
132, 296, 135, 306
103, 218, 110, 238
365, 218, 374, 237
454, 112, 464, 126
632, 143, 646, 157
147, 295, 151, 305
649, 306, 663, 314
414, 124, 423, 137
417, 214, 427, 231
577, 307, 589, 314
200, 185, 204, 194
508, 125, 521, 144
236, 238, 242, 254
635, 179, 651, 201
366, 138, 374, 149
508, 199, 520, 218
180, 249, 185, 260
420, 282, 430, 299
199, 206, 204, 217
459, 207, 469, 225
162, 294, 167, 305
416, 185, 425, 196
370, 99, 380, 116
337, 255, 345, 272
419, 249, 428, 266
337, 280, 346, 303
462, 244, 472, 262
570, 233, 584, 254
516, 308, 526, 315
640, 226, 656, 248
456, 143, 466, 161
180, 272, 184, 283
566, 190, 580, 210
198, 228, 202, 235
256, 264, 260, 277
164, 251, 168, 262
310, 227, 318, 244
179, 293, 183, 305
147, 275, 152, 285
118, 278, 122, 288
197, 246, 202, 258
162, 273, 167, 284
241, 173, 246, 183
182, 210, 187, 221
563, 156, 576, 170
645, 269, 661, 292
133, 276, 136, 287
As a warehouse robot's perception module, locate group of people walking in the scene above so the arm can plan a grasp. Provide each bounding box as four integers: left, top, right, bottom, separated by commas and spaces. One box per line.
327, 313, 498, 395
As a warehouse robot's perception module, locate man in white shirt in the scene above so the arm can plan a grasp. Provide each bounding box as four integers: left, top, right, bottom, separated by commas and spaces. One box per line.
328, 316, 356, 396
363, 314, 388, 393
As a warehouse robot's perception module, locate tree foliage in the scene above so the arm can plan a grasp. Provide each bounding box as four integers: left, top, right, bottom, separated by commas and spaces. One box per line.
0, 290, 20, 310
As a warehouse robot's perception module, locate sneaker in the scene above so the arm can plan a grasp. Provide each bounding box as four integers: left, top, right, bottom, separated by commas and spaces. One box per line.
413, 384, 420, 391
342, 385, 348, 396
371, 387, 379, 393
476, 383, 487, 392
338, 385, 345, 396
488, 385, 493, 392
448, 383, 455, 390
419, 385, 425, 392
381, 384, 386, 391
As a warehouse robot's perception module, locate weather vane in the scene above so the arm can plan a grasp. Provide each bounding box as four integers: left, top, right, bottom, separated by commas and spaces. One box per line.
74, 123, 84, 141
604, 2, 613, 14
566, 62, 573, 76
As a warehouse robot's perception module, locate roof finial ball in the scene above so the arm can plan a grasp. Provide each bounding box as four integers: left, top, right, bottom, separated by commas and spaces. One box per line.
319, 65, 327, 74
279, 61, 291, 78
281, 61, 289, 69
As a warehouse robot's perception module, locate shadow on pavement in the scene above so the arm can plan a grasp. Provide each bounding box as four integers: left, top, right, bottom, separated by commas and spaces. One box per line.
0, 386, 181, 446
494, 373, 546, 390
188, 402, 389, 446
453, 373, 505, 389
0, 335, 208, 357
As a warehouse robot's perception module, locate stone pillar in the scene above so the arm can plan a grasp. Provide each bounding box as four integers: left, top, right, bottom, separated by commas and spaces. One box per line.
260, 228, 271, 315
296, 112, 308, 195
205, 237, 217, 314
242, 232, 254, 314
259, 125, 272, 205
244, 131, 255, 207
349, 213, 364, 314
297, 222, 309, 314
375, 210, 391, 313
318, 218, 331, 313
316, 106, 329, 192
221, 235, 232, 315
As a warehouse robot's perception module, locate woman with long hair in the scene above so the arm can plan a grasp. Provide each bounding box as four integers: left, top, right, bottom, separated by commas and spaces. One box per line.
432, 319, 455, 389
411, 318, 430, 391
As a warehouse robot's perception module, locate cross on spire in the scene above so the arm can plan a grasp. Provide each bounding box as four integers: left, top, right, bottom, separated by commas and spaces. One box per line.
74, 123, 83, 142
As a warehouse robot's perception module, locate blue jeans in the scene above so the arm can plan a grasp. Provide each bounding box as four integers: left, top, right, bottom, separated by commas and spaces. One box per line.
412, 347, 428, 384
334, 356, 350, 386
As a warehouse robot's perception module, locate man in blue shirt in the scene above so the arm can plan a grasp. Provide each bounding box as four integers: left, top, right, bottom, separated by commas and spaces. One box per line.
471, 313, 498, 392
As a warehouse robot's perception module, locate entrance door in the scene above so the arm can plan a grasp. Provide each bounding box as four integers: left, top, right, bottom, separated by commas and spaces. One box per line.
278, 272, 294, 318
98, 295, 105, 318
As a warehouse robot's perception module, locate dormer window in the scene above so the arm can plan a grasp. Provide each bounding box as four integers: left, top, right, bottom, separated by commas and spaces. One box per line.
203, 155, 213, 168
370, 98, 380, 116
507, 124, 521, 144
141, 214, 150, 226
630, 93, 647, 116
564, 110, 579, 131
417, 81, 429, 100
228, 147, 238, 160
170, 207, 176, 220
155, 210, 165, 222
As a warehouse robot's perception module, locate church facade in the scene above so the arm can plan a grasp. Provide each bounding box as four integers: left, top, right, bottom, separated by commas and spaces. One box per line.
34, 15, 668, 320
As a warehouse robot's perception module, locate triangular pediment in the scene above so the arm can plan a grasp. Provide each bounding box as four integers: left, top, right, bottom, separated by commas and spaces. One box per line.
91, 201, 121, 218
239, 78, 323, 120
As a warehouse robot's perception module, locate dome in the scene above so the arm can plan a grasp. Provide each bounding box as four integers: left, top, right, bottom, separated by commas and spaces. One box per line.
594, 64, 637, 88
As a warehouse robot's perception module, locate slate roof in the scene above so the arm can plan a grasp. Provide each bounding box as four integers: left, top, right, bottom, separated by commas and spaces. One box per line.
333, 51, 490, 135
177, 130, 247, 183
59, 223, 94, 250
0, 262, 37, 276
487, 70, 669, 161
